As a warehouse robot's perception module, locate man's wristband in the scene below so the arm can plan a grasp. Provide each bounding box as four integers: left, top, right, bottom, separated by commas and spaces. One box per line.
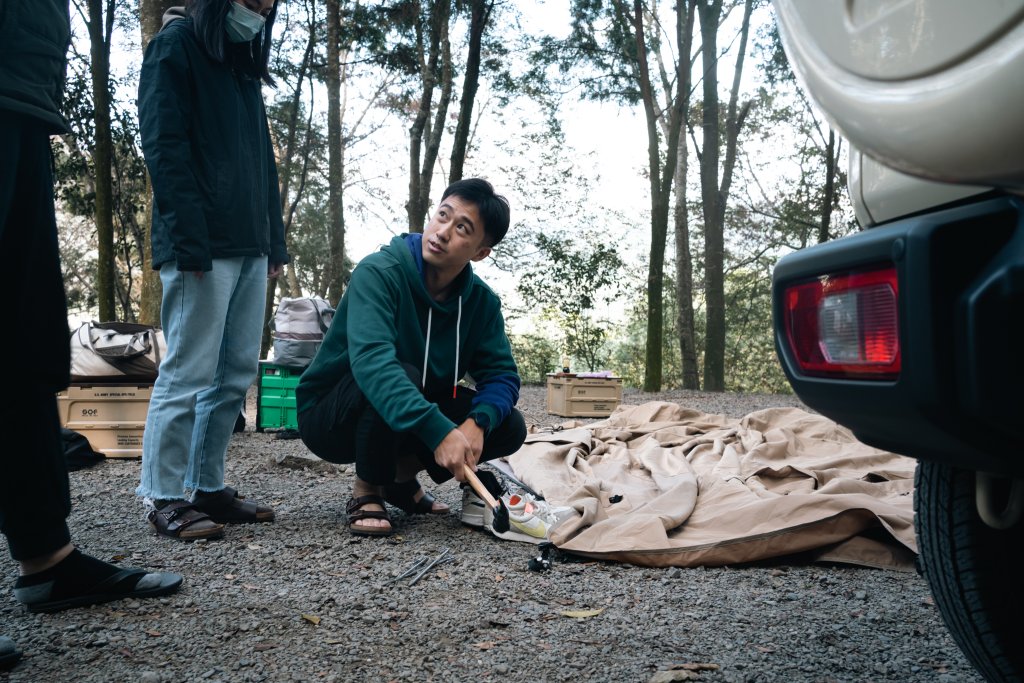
470, 411, 491, 431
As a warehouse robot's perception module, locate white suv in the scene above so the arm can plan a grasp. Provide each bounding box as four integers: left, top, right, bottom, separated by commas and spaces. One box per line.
770, 2, 1024, 682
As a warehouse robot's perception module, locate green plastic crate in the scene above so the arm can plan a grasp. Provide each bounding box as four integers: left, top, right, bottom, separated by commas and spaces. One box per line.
257, 362, 301, 431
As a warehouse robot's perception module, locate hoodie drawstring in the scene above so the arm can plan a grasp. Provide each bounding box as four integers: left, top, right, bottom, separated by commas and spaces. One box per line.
453, 297, 461, 398
422, 308, 432, 389
421, 296, 462, 399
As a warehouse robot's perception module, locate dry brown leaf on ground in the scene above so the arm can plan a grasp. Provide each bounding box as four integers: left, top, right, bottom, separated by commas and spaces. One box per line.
301, 614, 321, 625
560, 608, 605, 619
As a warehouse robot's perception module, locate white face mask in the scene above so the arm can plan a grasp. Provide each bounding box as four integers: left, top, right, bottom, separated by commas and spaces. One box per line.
225, 2, 266, 43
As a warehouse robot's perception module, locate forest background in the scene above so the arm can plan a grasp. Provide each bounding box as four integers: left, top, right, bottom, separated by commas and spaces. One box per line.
57, 0, 854, 393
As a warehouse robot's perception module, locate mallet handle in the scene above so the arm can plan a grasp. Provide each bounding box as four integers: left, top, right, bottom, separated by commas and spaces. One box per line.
463, 465, 499, 509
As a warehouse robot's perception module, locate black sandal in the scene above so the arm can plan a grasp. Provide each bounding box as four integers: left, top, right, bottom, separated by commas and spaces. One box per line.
193, 486, 275, 524
346, 495, 393, 536
148, 501, 224, 540
383, 479, 449, 516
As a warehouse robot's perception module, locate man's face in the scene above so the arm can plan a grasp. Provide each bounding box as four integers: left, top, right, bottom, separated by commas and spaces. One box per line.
421, 195, 491, 273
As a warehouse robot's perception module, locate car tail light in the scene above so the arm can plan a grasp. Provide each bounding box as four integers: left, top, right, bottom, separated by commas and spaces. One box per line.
782, 265, 900, 379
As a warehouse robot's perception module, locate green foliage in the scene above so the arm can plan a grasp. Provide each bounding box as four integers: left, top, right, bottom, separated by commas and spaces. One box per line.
509, 333, 559, 385
516, 231, 625, 372
723, 266, 790, 394
614, 266, 684, 389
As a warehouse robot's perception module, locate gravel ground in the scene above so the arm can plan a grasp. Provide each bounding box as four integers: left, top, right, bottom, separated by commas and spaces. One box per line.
1, 385, 983, 683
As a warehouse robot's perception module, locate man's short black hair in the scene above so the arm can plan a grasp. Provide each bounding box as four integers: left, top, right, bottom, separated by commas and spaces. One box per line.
441, 178, 510, 247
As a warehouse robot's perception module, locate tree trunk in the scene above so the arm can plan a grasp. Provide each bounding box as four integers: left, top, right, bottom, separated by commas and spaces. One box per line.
672, 2, 699, 390
407, 0, 452, 231
260, 0, 318, 359
818, 128, 837, 244
697, 0, 724, 391
137, 0, 176, 325
325, 0, 346, 306
697, 0, 752, 392
448, 0, 490, 183
87, 0, 116, 321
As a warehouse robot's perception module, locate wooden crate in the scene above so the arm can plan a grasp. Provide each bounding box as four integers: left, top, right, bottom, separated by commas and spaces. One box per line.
56, 384, 153, 458
546, 374, 623, 417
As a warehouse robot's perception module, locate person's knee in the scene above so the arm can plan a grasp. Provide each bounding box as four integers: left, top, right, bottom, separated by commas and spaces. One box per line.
505, 409, 527, 445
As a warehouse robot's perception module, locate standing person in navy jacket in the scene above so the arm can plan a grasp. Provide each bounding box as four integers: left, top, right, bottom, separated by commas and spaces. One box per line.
136, 0, 289, 540
0, 0, 181, 665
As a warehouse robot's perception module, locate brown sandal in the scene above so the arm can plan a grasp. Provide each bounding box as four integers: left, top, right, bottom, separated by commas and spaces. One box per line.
148, 501, 224, 540
346, 495, 393, 537
194, 486, 275, 524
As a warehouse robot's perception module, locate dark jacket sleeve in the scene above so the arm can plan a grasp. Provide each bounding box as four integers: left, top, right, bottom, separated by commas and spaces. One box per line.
467, 298, 521, 432
138, 28, 212, 272
264, 110, 289, 266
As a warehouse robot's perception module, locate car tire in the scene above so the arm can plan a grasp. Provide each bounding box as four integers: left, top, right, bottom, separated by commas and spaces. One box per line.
914, 460, 1024, 683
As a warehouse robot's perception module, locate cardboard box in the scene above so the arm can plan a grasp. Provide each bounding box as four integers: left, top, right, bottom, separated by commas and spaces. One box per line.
546, 374, 623, 417
257, 362, 301, 431
56, 384, 153, 458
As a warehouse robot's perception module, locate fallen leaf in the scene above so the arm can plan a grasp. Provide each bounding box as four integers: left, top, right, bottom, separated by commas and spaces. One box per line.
671, 663, 720, 672
756, 645, 776, 653
560, 608, 605, 619
649, 670, 699, 682
494, 574, 503, 582
247, 544, 263, 550
111, 554, 127, 561
144, 629, 162, 638
302, 614, 321, 626
243, 584, 259, 590
224, 574, 236, 580
253, 643, 277, 652
473, 641, 496, 650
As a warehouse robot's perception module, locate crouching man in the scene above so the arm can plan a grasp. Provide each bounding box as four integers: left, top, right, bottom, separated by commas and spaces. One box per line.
296, 178, 526, 536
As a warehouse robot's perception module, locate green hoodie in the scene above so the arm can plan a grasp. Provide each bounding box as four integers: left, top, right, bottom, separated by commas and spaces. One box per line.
296, 234, 520, 450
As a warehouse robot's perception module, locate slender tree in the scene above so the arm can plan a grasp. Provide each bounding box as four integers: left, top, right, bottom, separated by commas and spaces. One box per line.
659, 0, 699, 390
406, 0, 453, 231
542, 0, 692, 391
82, 0, 118, 321
448, 0, 492, 183
696, 0, 753, 391
325, 0, 348, 303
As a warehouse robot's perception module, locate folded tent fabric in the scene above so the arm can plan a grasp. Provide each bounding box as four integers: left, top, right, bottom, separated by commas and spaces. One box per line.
507, 403, 918, 570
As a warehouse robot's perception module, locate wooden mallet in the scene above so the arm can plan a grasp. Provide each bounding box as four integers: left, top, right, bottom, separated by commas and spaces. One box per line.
462, 464, 509, 533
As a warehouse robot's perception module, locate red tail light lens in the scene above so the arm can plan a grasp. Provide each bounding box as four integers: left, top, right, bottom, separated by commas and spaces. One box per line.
782, 266, 900, 379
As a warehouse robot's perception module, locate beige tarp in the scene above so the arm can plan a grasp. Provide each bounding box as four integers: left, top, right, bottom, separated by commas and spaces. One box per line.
508, 403, 919, 570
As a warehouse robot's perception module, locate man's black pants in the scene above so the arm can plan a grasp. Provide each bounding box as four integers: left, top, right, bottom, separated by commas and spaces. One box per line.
298, 365, 526, 486
0, 112, 73, 561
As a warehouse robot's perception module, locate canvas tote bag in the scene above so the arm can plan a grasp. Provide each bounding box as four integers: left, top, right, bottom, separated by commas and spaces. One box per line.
69, 321, 167, 382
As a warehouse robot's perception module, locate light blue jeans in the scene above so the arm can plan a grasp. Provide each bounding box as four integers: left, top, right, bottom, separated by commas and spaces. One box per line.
137, 256, 267, 500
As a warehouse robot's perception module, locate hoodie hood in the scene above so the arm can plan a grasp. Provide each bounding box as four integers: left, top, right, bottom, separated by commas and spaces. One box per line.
162, 6, 186, 28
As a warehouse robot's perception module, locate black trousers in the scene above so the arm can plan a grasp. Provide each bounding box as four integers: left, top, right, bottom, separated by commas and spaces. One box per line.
0, 112, 73, 561
298, 364, 527, 486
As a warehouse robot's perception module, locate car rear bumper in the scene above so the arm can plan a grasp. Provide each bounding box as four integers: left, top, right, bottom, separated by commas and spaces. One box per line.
772, 195, 1024, 477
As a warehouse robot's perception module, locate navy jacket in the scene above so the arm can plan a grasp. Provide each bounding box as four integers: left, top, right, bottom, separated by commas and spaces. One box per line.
138, 18, 288, 271
0, 0, 71, 132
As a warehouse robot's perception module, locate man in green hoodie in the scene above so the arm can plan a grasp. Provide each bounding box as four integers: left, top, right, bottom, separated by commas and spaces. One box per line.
297, 178, 525, 536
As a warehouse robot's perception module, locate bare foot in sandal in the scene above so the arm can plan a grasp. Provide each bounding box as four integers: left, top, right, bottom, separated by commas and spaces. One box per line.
347, 478, 392, 536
